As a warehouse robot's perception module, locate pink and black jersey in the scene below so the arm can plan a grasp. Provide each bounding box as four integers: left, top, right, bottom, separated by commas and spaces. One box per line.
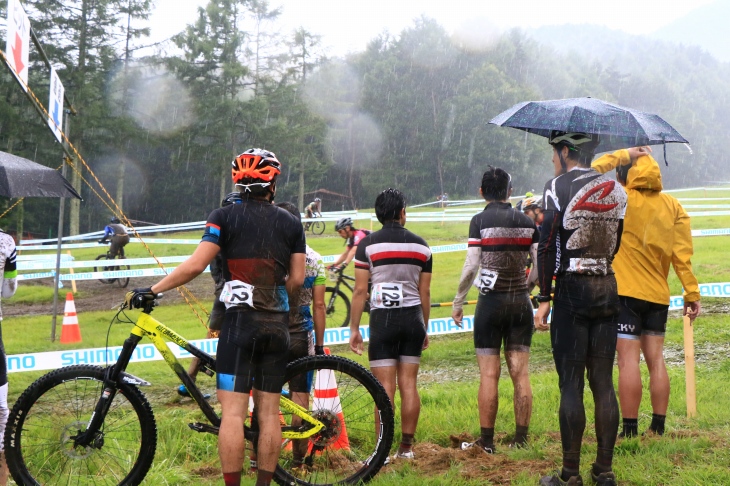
202, 198, 306, 313
468, 202, 539, 293
346, 229, 371, 249
354, 222, 431, 309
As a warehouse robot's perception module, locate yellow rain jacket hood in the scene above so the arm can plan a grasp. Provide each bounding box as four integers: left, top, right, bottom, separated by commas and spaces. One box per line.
592, 150, 700, 305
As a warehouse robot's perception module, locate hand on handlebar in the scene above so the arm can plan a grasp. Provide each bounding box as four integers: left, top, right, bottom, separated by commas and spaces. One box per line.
124, 287, 162, 310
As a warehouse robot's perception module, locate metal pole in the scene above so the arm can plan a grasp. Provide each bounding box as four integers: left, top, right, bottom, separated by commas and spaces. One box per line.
50, 112, 71, 342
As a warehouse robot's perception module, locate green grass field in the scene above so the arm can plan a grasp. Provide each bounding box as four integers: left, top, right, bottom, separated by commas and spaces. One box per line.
6, 189, 730, 485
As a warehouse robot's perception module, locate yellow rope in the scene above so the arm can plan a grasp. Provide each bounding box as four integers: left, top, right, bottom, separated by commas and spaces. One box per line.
0, 198, 24, 220
0, 50, 210, 325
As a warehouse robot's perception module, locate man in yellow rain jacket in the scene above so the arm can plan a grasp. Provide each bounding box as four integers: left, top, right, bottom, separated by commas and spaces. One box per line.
592, 147, 701, 438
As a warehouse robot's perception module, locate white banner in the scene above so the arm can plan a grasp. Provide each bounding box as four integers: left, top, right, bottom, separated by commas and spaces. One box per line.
4, 0, 30, 89
48, 67, 64, 142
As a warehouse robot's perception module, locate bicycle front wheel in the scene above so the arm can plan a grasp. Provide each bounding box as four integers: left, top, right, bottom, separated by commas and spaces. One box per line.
94, 254, 117, 284
5, 365, 158, 486
311, 221, 325, 235
325, 287, 351, 328
275, 355, 395, 486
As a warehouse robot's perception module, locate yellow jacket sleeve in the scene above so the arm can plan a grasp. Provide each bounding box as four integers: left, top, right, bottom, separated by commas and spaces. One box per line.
672, 203, 700, 302
591, 149, 631, 174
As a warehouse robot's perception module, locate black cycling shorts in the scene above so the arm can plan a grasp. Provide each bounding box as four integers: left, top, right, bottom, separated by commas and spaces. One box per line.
288, 330, 314, 393
473, 291, 533, 355
617, 296, 669, 340
551, 274, 619, 361
216, 309, 290, 394
368, 306, 426, 367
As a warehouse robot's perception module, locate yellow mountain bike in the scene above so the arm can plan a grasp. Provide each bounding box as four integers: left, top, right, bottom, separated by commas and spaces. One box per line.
4, 295, 394, 486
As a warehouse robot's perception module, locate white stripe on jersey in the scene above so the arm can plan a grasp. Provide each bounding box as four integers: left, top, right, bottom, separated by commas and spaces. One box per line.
479, 227, 536, 239
365, 241, 432, 259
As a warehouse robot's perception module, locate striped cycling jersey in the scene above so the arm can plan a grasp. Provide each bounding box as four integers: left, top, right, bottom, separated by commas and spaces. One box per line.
354, 222, 432, 308
467, 202, 539, 293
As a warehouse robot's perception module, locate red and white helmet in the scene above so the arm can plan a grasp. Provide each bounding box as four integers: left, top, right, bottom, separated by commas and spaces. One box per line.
231, 148, 281, 190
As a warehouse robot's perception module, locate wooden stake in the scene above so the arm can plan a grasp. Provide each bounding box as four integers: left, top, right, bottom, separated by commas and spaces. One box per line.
67, 250, 77, 293
683, 314, 697, 418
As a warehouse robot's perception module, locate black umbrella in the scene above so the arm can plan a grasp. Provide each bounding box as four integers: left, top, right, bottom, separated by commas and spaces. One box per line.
0, 151, 81, 199
489, 97, 689, 157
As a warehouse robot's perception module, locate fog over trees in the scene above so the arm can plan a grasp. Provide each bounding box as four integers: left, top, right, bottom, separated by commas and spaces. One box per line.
1, 0, 728, 237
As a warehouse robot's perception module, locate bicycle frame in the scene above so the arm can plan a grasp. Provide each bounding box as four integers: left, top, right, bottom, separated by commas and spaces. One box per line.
73, 308, 324, 447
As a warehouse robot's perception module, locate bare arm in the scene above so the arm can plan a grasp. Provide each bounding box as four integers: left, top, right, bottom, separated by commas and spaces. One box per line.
526, 243, 539, 288
151, 242, 220, 294
453, 247, 480, 309
287, 253, 306, 295
312, 284, 326, 347
419, 272, 431, 325
349, 268, 370, 355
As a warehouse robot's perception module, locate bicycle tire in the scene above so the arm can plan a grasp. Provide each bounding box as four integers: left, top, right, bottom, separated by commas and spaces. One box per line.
311, 221, 325, 235
94, 254, 117, 284
325, 287, 351, 328
5, 365, 158, 486
116, 256, 130, 289
274, 355, 394, 486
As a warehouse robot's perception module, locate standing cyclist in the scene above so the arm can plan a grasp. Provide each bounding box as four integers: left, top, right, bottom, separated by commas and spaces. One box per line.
592, 147, 701, 438
98, 217, 130, 258
330, 217, 370, 272
127, 148, 306, 486
0, 229, 17, 486
349, 189, 432, 460
178, 192, 243, 399
535, 132, 627, 486
452, 167, 538, 453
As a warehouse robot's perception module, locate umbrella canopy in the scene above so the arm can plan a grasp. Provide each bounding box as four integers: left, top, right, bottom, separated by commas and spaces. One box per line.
489, 97, 689, 154
0, 151, 81, 199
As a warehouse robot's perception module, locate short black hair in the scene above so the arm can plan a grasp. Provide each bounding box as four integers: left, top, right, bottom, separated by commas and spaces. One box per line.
554, 142, 596, 167
375, 188, 406, 224
480, 166, 512, 201
276, 201, 301, 222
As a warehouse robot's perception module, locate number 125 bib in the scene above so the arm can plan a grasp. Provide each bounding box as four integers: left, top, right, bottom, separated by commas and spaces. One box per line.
371, 283, 403, 309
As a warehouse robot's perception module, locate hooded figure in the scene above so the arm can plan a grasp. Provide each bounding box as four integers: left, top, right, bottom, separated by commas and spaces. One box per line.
592, 150, 699, 305
591, 148, 700, 440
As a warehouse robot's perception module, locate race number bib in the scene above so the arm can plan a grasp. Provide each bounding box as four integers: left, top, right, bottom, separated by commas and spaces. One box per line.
220, 280, 255, 308
371, 283, 403, 309
473, 268, 498, 294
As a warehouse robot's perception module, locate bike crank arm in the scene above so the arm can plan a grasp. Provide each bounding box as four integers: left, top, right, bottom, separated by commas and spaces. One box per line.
189, 422, 220, 435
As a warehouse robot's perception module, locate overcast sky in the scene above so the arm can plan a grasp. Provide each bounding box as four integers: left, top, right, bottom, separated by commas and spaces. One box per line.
148, 0, 716, 56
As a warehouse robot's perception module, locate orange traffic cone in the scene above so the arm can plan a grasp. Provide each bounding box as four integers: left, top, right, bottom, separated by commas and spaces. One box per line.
60, 292, 82, 343
312, 348, 350, 450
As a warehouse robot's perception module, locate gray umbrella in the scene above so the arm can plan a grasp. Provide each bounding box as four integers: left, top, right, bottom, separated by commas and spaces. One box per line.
489, 97, 689, 156
0, 151, 81, 199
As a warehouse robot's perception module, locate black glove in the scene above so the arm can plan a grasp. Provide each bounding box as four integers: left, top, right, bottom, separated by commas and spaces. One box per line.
98, 239, 106, 244
314, 345, 325, 356
125, 287, 157, 309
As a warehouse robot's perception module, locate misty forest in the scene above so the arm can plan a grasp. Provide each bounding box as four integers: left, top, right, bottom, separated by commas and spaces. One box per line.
1, 0, 729, 238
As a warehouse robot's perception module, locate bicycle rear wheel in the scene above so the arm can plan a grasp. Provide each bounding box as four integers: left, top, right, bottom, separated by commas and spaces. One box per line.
5, 365, 157, 486
325, 287, 351, 328
115, 256, 130, 288
275, 355, 394, 486
311, 221, 325, 235
94, 254, 117, 284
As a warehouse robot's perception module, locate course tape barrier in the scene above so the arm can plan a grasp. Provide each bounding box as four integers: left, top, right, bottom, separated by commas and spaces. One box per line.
692, 228, 730, 237
9, 283, 730, 374
17, 265, 214, 282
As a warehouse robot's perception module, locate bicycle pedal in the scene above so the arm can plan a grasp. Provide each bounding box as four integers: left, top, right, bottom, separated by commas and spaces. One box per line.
188, 422, 219, 435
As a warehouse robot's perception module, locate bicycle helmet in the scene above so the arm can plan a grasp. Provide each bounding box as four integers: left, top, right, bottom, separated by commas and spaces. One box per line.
110, 217, 120, 224
231, 148, 281, 189
522, 196, 542, 211
221, 192, 243, 207
335, 217, 353, 231
549, 131, 600, 154
314, 198, 321, 203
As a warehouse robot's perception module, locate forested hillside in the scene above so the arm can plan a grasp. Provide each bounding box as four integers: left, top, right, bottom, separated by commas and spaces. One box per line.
1, 1, 728, 238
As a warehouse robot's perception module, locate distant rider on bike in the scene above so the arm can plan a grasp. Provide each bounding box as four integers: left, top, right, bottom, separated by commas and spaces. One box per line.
98, 217, 130, 258
303, 198, 321, 231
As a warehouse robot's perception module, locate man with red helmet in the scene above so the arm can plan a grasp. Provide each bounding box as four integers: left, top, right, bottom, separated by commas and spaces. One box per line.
127, 148, 306, 486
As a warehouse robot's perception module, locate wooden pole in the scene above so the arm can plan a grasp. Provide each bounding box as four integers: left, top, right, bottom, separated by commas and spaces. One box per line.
683, 314, 697, 418
67, 250, 77, 293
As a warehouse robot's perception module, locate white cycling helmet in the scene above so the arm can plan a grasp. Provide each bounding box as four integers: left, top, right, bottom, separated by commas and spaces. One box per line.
335, 217, 353, 231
